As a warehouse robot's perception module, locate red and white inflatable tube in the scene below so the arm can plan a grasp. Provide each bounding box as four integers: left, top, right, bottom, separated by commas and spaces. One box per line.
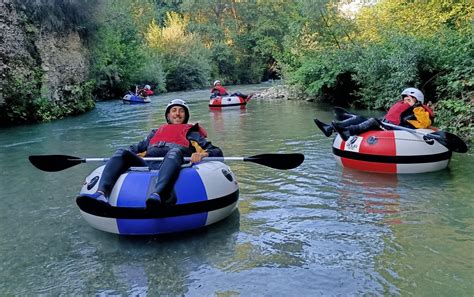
209, 96, 247, 107
332, 129, 452, 174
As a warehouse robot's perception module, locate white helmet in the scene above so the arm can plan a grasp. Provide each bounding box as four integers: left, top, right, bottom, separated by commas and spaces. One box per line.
401, 87, 424, 103
165, 99, 190, 123
145, 84, 151, 90
213, 80, 221, 86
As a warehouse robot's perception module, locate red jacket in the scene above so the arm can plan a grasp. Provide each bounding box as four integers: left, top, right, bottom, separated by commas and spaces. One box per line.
138, 88, 154, 97
384, 101, 411, 125
210, 86, 229, 96
149, 124, 207, 148
384, 101, 435, 128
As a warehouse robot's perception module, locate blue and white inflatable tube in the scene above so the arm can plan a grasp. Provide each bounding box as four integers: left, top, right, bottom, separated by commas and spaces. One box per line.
122, 93, 151, 104
76, 161, 239, 235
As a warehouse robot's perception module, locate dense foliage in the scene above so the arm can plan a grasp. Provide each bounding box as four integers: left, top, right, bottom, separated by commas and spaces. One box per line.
89, 1, 166, 98
145, 12, 211, 91
2, 0, 472, 140
282, 0, 473, 139
89, 0, 295, 93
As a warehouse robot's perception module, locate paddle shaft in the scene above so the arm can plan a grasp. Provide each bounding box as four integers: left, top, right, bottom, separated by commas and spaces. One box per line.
380, 121, 427, 135
77, 157, 245, 162
29, 153, 304, 172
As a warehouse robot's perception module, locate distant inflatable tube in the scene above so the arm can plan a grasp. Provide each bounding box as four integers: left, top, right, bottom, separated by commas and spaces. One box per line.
76, 161, 239, 235
332, 129, 452, 174
209, 96, 247, 107
122, 94, 151, 104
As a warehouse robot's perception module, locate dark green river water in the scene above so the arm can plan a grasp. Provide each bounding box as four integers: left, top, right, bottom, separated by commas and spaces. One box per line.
0, 83, 472, 295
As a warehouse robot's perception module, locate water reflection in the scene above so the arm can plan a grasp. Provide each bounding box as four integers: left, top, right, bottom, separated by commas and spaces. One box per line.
208, 105, 247, 134
71, 210, 241, 295
338, 169, 402, 225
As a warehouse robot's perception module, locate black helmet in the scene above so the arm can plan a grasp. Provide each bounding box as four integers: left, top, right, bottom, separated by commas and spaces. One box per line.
165, 99, 190, 123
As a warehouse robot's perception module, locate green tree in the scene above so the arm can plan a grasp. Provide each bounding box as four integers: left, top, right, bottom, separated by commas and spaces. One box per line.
180, 0, 298, 83
90, 0, 165, 98
145, 11, 211, 91
354, 0, 473, 42
279, 0, 473, 140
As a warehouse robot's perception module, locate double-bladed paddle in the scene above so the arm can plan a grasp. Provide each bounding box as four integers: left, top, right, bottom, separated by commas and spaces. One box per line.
332, 107, 468, 153
28, 153, 305, 172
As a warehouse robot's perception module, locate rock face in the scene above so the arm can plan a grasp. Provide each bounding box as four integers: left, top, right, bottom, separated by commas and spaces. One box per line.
0, 0, 35, 106
0, 1, 32, 64
0, 0, 92, 126
35, 31, 90, 101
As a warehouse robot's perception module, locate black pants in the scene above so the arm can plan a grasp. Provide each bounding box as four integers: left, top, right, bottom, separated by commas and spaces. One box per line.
210, 92, 248, 99
97, 147, 185, 201
231, 92, 249, 99
337, 115, 367, 128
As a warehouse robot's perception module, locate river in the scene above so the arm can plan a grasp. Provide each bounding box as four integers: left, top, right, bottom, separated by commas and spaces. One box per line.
0, 83, 472, 295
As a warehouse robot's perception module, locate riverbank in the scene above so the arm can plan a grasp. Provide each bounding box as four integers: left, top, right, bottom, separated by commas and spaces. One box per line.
252, 84, 313, 101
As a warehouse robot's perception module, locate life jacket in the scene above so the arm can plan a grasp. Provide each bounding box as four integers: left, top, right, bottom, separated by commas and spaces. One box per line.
421, 104, 434, 119
149, 123, 208, 148
384, 101, 411, 125
211, 86, 228, 96
391, 102, 435, 128
138, 89, 153, 97
406, 107, 432, 128
144, 89, 154, 96
402, 104, 434, 128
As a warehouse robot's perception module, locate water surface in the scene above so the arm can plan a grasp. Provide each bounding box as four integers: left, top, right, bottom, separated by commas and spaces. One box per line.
0, 84, 472, 295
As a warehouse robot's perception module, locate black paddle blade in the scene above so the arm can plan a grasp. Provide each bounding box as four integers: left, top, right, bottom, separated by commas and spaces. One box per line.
244, 153, 305, 170
430, 131, 468, 153
29, 154, 84, 172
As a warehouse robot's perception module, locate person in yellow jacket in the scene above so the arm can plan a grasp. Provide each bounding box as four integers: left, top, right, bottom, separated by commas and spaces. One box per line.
315, 87, 435, 140
400, 90, 434, 128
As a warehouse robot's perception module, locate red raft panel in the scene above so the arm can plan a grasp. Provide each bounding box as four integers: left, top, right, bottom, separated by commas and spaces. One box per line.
332, 130, 452, 174
209, 96, 247, 107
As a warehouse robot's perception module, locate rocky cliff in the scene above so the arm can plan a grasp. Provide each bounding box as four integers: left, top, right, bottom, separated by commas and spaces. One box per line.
0, 0, 94, 126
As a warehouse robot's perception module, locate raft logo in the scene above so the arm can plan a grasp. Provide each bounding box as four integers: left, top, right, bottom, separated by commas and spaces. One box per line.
367, 136, 378, 145
222, 169, 234, 182
87, 176, 100, 190
344, 136, 363, 152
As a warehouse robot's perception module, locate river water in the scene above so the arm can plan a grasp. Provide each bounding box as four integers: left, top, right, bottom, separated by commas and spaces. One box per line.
0, 83, 472, 295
